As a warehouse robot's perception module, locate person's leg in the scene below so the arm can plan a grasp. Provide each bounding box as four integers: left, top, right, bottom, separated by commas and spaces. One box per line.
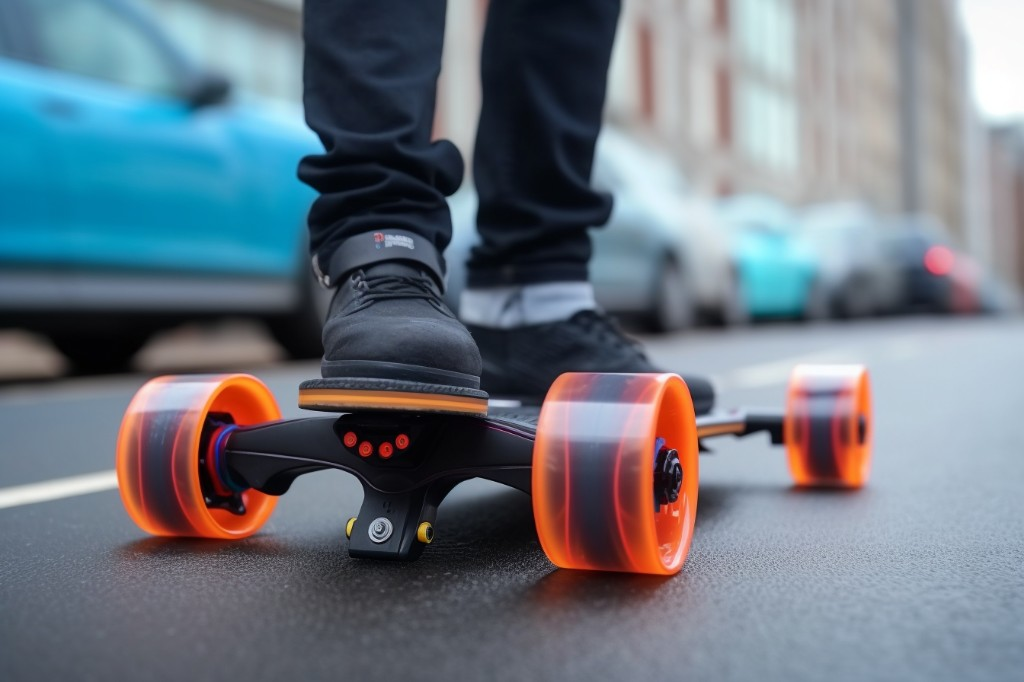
301, 0, 461, 286
462, 0, 713, 412
467, 0, 619, 288
299, 0, 483, 407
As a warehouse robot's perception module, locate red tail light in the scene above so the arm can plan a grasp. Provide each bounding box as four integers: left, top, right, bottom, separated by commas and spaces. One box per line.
923, 246, 954, 276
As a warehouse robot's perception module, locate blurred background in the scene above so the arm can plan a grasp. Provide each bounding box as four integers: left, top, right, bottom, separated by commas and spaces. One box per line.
0, 0, 1021, 379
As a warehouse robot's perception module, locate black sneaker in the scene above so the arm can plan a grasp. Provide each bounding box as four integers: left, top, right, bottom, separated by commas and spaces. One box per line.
466, 309, 715, 414
301, 261, 487, 413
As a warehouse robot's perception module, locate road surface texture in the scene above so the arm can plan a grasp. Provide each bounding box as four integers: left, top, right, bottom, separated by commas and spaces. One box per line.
1, 316, 1022, 682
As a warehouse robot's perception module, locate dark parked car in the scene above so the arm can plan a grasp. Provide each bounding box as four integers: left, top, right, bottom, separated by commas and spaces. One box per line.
799, 203, 905, 317
880, 216, 960, 313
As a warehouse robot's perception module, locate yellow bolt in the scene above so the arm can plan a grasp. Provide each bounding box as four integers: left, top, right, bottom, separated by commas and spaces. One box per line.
416, 521, 434, 544
345, 517, 357, 539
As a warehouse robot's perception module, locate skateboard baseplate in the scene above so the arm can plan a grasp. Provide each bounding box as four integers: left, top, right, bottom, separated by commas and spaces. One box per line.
116, 366, 871, 575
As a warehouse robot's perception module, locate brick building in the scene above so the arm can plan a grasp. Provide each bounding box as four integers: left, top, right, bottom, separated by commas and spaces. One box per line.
988, 126, 1024, 287
143, 0, 1003, 282
437, 1, 976, 240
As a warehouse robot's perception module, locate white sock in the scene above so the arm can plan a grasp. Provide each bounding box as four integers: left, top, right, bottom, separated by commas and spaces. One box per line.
459, 282, 597, 328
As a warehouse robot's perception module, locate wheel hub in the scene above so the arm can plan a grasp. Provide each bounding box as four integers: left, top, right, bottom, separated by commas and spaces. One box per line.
654, 444, 683, 510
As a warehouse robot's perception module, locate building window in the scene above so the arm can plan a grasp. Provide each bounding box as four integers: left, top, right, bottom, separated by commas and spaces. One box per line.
732, 0, 798, 173
735, 0, 795, 80
734, 77, 798, 173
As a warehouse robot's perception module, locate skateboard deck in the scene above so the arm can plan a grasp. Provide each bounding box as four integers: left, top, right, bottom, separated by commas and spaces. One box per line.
298, 378, 489, 416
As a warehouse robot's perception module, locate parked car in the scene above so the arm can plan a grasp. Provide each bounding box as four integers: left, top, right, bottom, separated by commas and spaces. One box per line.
0, 0, 324, 371
719, 195, 824, 320
798, 203, 905, 317
592, 127, 745, 326
444, 178, 693, 332
975, 273, 1022, 314
948, 253, 985, 315
879, 216, 959, 313
445, 129, 735, 332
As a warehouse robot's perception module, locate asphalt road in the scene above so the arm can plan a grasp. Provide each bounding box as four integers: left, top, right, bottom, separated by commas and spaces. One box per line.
1, 316, 1022, 682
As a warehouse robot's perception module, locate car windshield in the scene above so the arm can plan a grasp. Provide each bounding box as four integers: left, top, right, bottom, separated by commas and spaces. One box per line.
720, 196, 791, 231
801, 216, 859, 243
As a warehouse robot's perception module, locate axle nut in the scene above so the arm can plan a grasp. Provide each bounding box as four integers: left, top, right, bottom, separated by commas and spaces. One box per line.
368, 516, 393, 544
654, 447, 683, 508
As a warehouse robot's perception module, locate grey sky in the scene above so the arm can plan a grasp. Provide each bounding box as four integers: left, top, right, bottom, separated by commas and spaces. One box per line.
960, 0, 1023, 121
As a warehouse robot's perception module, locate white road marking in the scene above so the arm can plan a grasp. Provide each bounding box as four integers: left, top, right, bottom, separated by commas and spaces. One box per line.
715, 346, 865, 391
0, 470, 118, 510
712, 334, 927, 391
879, 334, 926, 362
0, 378, 145, 408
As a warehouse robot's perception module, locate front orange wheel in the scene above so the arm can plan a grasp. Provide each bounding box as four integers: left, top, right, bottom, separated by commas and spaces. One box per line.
116, 374, 281, 539
532, 373, 699, 575
784, 365, 872, 488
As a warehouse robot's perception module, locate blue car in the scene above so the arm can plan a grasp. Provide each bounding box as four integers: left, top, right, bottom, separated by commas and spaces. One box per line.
0, 0, 323, 371
719, 195, 825, 320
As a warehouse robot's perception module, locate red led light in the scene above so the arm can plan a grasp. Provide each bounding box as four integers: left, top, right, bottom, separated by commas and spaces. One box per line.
924, 246, 954, 276
379, 442, 394, 459
358, 441, 373, 458
395, 434, 410, 450
343, 432, 358, 448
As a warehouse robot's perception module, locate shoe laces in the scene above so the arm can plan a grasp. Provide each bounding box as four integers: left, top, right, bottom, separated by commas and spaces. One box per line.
570, 310, 648, 359
353, 271, 442, 303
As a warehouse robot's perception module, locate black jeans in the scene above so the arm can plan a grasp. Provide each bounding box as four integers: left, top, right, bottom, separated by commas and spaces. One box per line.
299, 0, 621, 288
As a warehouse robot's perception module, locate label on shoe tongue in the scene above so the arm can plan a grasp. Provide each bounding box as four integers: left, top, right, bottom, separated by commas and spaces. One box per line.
373, 232, 415, 251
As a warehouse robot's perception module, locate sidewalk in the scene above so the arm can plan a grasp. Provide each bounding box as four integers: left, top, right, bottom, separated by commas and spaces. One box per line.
0, 322, 284, 382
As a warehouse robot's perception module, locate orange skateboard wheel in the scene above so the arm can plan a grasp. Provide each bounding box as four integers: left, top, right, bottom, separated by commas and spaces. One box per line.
116, 374, 281, 539
532, 373, 699, 575
784, 365, 872, 488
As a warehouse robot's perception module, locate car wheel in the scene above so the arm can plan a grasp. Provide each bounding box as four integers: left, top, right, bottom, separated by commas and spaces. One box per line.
712, 271, 749, 327
649, 259, 695, 333
801, 279, 830, 322
266, 269, 331, 360
49, 331, 150, 375
839, 277, 874, 319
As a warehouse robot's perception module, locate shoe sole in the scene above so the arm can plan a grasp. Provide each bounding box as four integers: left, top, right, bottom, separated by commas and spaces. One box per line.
299, 378, 489, 416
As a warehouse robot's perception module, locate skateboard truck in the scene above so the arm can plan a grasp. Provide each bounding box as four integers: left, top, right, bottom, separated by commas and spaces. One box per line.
220, 412, 535, 561
215, 408, 798, 561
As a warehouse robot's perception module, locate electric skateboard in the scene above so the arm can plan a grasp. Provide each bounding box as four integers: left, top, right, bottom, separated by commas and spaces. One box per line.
116, 366, 871, 575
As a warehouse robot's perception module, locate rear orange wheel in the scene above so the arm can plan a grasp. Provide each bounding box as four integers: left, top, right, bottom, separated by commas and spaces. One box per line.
784, 365, 872, 488
116, 374, 281, 539
532, 373, 699, 575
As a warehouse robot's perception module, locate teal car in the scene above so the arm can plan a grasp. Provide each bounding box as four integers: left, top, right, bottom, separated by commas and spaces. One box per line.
719, 195, 825, 320
0, 0, 323, 371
